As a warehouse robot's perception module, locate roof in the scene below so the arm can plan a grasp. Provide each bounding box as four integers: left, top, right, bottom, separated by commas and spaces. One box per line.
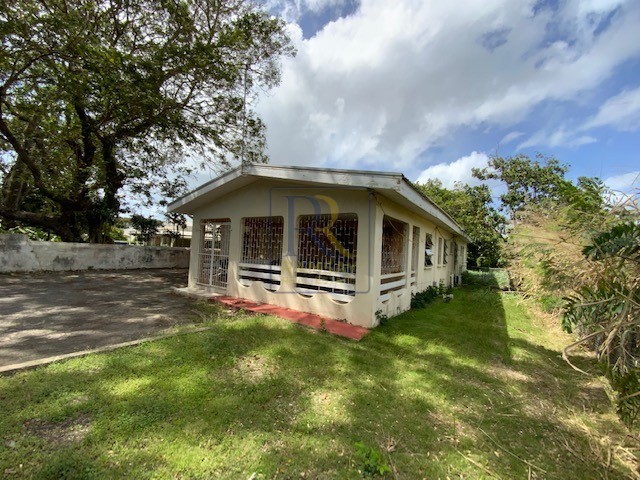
168, 164, 470, 241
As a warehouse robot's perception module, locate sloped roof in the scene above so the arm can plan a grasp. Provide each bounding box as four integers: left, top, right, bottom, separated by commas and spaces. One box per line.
168, 164, 470, 241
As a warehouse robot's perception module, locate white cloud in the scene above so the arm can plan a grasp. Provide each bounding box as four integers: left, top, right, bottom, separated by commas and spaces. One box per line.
259, 0, 640, 172
500, 131, 524, 145
583, 86, 640, 131
415, 151, 489, 189
517, 128, 597, 150
604, 171, 640, 191
266, 0, 352, 22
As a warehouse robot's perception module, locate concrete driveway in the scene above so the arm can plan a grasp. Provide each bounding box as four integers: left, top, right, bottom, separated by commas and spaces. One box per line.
0, 269, 197, 369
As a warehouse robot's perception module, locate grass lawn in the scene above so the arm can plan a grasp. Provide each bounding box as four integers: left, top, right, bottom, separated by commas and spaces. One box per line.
0, 287, 638, 479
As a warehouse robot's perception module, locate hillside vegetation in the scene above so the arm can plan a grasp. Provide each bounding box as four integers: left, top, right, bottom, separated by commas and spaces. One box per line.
416, 154, 639, 425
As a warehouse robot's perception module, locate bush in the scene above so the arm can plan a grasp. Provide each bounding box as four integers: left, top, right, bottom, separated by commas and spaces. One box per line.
411, 282, 451, 309
353, 441, 390, 477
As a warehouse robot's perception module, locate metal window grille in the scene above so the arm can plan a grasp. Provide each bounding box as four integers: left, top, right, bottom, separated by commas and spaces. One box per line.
443, 239, 448, 265
453, 241, 459, 269
410, 226, 419, 286
438, 237, 444, 265
239, 217, 283, 291
381, 216, 407, 275
198, 219, 231, 288
380, 216, 408, 302
425, 233, 434, 267
296, 213, 358, 302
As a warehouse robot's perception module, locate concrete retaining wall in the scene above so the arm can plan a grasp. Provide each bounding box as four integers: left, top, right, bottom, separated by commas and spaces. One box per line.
0, 234, 189, 273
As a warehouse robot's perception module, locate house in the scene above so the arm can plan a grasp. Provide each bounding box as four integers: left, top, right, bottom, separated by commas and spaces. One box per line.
148, 219, 193, 248
168, 164, 469, 328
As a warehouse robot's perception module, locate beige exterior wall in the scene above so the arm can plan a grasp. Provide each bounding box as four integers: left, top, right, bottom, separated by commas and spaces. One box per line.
371, 194, 467, 323
189, 178, 467, 328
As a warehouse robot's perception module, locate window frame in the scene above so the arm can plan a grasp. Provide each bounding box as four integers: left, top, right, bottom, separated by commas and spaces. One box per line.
424, 233, 434, 268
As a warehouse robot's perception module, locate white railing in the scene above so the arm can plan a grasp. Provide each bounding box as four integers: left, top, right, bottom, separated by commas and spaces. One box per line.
238, 263, 281, 292
379, 272, 407, 302
295, 267, 356, 303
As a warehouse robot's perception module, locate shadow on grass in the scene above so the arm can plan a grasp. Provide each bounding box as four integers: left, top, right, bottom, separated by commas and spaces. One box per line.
0, 288, 636, 479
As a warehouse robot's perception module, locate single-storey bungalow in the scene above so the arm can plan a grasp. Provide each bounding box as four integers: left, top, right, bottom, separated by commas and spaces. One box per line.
168, 164, 469, 328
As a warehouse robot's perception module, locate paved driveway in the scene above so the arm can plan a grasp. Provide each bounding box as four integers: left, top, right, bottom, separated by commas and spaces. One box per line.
0, 269, 196, 369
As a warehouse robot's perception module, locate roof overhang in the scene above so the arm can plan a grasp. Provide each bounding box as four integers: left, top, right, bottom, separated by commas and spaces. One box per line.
168, 164, 471, 242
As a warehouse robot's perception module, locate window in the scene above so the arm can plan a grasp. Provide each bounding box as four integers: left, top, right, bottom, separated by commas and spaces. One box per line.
296, 213, 358, 301
241, 216, 283, 266
411, 226, 420, 285
381, 216, 407, 275
443, 239, 448, 265
437, 237, 444, 265
380, 216, 408, 301
424, 233, 433, 267
239, 217, 284, 291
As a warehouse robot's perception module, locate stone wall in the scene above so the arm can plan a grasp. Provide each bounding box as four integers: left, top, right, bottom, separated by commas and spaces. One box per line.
0, 234, 189, 273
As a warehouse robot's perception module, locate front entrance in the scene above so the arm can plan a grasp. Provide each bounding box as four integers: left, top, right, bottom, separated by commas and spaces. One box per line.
197, 219, 231, 289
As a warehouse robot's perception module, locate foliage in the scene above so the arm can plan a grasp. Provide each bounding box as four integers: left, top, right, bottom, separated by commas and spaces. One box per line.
0, 223, 60, 241
486, 152, 639, 423
353, 441, 391, 477
374, 309, 389, 325
108, 225, 128, 242
414, 179, 506, 267
130, 214, 162, 244
410, 283, 450, 308
562, 214, 640, 425
472, 153, 569, 217
559, 176, 610, 227
0, 0, 294, 242
583, 222, 640, 262
161, 212, 188, 245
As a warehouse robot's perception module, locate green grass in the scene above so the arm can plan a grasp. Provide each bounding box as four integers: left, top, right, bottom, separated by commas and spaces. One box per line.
1, 288, 637, 479
463, 269, 511, 290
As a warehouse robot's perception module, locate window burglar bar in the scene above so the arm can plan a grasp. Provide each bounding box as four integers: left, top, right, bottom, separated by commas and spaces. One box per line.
410, 226, 419, 286
197, 219, 231, 288
381, 216, 407, 275
296, 213, 358, 302
380, 216, 408, 302
239, 216, 284, 291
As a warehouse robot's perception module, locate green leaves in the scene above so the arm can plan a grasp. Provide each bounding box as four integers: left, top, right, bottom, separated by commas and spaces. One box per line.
561, 215, 639, 425
583, 223, 640, 262
0, 0, 293, 241
472, 154, 569, 216
414, 179, 506, 267
353, 441, 391, 477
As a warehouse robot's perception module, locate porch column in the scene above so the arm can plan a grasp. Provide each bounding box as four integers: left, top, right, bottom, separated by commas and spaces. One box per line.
188, 217, 202, 288
354, 198, 383, 327
280, 215, 297, 295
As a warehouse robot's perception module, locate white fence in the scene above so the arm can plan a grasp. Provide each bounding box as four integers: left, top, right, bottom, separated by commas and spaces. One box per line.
0, 234, 189, 273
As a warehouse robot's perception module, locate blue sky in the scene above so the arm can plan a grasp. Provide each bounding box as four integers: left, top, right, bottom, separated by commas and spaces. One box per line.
252, 0, 640, 195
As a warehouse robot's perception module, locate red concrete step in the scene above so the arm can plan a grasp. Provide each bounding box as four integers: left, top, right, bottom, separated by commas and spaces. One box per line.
211, 296, 369, 341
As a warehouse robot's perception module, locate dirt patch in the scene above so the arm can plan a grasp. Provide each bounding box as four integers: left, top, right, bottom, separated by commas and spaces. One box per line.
24, 414, 91, 446
487, 365, 531, 383
233, 354, 275, 382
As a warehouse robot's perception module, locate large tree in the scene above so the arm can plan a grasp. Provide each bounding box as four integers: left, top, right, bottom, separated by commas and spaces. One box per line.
0, 0, 293, 242
472, 154, 568, 217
